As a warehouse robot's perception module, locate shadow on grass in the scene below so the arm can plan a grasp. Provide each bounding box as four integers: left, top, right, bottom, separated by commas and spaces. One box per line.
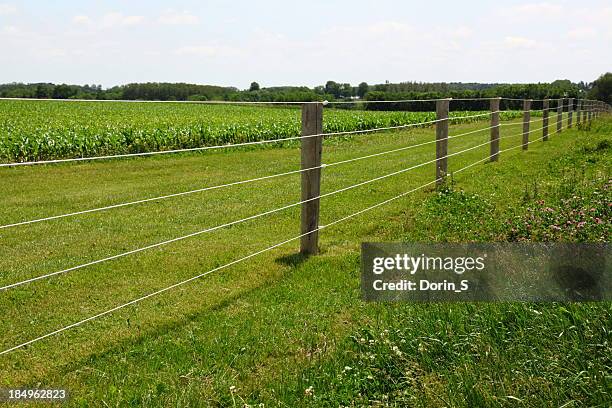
45, 255, 311, 383
274, 252, 310, 268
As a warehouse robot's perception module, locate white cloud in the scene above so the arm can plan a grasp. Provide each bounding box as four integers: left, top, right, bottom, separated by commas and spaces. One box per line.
0, 3, 16, 15
452, 26, 473, 39
158, 9, 199, 25
366, 21, 413, 35
175, 45, 217, 56
504, 36, 539, 49
175, 44, 239, 57
71, 12, 144, 28
101, 12, 145, 27
41, 48, 68, 58
511, 2, 563, 15
1, 24, 17, 34
72, 15, 92, 25
566, 27, 596, 40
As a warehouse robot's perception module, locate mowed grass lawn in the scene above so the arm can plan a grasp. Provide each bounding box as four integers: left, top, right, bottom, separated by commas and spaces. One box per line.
0, 112, 610, 407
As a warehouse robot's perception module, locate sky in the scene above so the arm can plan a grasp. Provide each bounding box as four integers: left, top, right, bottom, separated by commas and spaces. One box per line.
0, 0, 610, 89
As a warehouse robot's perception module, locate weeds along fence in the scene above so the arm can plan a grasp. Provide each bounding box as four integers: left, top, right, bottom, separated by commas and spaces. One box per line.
0, 96, 610, 356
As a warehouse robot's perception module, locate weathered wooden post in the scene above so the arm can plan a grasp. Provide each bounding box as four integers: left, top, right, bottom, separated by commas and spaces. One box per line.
576, 99, 581, 126
522, 99, 531, 150
435, 99, 450, 185
542, 99, 549, 141
567, 98, 573, 128
556, 98, 563, 133
300, 102, 323, 255
490, 97, 501, 161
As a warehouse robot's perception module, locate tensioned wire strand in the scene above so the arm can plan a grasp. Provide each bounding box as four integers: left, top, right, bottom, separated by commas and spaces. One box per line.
0, 112, 500, 167
0, 150, 499, 356
5, 107, 578, 231
0, 118, 444, 167
0, 97, 315, 105
11, 103, 597, 170
0, 118, 511, 229
0, 127, 530, 292
0, 122, 432, 168
0, 118, 575, 356
1, 96, 606, 104
497, 108, 569, 127
0, 113, 569, 232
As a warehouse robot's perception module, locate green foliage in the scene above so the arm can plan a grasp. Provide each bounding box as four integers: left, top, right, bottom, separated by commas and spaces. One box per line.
120, 82, 235, 101
408, 184, 500, 242
276, 303, 611, 407
357, 82, 369, 98
363, 81, 588, 111
588, 72, 612, 104
1, 77, 605, 110
505, 136, 611, 242
0, 100, 524, 162
325, 80, 353, 98
506, 182, 611, 242
507, 157, 611, 242
248, 82, 260, 92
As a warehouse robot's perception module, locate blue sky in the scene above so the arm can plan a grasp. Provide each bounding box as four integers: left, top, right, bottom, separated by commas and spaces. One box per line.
1, 1, 610, 88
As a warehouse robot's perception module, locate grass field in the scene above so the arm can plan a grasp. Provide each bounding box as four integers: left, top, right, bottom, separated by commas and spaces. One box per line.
0, 109, 610, 407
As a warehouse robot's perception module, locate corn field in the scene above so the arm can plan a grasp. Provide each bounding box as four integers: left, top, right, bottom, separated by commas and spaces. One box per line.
0, 100, 527, 162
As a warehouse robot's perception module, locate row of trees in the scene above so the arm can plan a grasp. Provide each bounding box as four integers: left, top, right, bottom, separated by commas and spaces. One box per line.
589, 73, 612, 104
0, 83, 105, 100
1, 74, 609, 107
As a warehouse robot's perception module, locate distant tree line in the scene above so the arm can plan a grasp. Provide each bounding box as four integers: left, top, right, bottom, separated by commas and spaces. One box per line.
1, 75, 607, 111
588, 72, 612, 104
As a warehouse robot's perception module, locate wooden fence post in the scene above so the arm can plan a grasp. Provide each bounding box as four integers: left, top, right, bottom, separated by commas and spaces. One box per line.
576, 99, 581, 126
522, 99, 531, 150
567, 98, 573, 128
556, 98, 563, 133
490, 97, 500, 161
435, 99, 450, 185
542, 99, 549, 141
582, 101, 587, 123
300, 102, 323, 255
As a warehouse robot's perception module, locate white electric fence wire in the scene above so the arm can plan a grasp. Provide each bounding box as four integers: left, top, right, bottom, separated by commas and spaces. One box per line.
0, 127, 527, 292
2, 97, 602, 105
0, 134, 316, 167
497, 110, 567, 127
327, 98, 444, 104
503, 120, 570, 151
1, 122, 505, 229
0, 151, 501, 356
1, 113, 577, 234
8, 108, 588, 235
0, 118, 576, 356
457, 111, 498, 119
0, 97, 314, 105
501, 98, 588, 103
1, 114, 490, 168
